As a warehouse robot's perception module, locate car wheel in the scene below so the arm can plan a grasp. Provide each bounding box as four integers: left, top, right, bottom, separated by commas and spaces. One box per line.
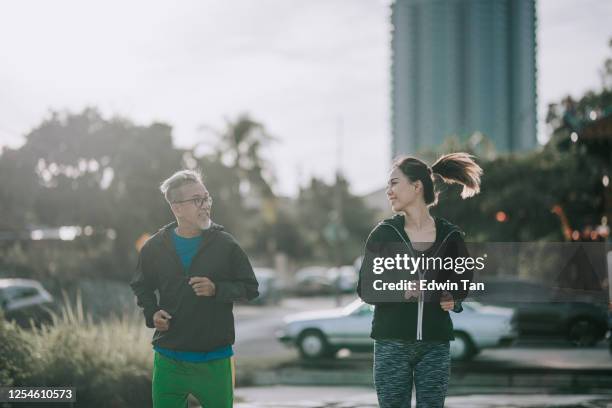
297, 330, 333, 359
450, 331, 477, 361
568, 319, 599, 347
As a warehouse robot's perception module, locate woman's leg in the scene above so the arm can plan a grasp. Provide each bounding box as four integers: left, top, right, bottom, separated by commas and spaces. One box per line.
374, 339, 414, 408
413, 341, 450, 408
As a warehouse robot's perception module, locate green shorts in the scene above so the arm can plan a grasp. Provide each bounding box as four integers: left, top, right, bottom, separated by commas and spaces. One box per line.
152, 351, 233, 408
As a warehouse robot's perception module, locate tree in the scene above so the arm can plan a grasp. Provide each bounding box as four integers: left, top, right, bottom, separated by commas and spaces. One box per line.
0, 108, 183, 280
206, 113, 276, 199
431, 39, 612, 242
296, 175, 376, 264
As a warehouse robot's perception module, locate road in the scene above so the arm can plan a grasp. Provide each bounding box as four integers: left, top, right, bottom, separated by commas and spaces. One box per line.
232, 387, 612, 408
189, 296, 612, 407
233, 296, 612, 371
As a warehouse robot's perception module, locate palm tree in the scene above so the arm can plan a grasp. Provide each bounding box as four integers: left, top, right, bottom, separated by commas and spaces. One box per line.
213, 114, 276, 199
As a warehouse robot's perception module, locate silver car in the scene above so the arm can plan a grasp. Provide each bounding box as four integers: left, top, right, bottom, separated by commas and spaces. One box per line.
278, 298, 517, 361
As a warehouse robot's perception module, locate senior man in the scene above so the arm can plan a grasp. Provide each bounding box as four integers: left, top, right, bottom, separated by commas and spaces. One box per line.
130, 169, 258, 408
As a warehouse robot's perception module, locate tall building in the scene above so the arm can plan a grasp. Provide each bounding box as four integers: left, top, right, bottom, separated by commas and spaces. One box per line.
391, 0, 537, 156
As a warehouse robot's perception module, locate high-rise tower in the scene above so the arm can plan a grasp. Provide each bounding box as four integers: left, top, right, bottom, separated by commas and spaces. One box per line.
391, 0, 537, 156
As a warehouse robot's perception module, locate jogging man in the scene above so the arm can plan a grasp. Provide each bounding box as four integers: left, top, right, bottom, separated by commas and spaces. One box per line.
130, 169, 259, 407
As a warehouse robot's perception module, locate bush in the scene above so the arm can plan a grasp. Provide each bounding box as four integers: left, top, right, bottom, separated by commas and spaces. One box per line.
0, 292, 154, 407
0, 310, 35, 387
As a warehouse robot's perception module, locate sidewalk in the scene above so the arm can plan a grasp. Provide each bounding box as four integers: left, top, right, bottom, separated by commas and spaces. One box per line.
233, 386, 612, 408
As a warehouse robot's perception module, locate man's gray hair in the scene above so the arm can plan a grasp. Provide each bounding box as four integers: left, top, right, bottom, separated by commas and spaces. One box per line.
160, 169, 204, 203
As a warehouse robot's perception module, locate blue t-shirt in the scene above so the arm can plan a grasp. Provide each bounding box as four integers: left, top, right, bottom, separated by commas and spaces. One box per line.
154, 228, 234, 363
172, 229, 203, 273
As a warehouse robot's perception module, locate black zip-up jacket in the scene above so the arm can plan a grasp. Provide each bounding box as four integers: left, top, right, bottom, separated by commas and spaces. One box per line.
130, 221, 259, 352
357, 214, 473, 341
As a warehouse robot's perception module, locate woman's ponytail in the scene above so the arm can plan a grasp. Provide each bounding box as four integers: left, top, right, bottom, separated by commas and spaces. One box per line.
430, 152, 482, 199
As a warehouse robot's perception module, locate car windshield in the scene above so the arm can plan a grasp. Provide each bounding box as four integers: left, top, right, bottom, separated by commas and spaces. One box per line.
341, 299, 364, 314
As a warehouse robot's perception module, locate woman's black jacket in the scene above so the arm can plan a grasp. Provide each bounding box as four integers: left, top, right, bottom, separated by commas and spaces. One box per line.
357, 214, 473, 341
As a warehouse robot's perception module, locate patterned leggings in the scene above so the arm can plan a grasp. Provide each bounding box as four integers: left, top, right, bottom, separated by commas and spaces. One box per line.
374, 339, 450, 408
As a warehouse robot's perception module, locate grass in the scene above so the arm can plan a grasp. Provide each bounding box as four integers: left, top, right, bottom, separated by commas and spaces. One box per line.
0, 290, 154, 407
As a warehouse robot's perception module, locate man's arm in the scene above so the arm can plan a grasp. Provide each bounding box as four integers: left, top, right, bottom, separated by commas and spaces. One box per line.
129, 247, 161, 328
212, 243, 259, 303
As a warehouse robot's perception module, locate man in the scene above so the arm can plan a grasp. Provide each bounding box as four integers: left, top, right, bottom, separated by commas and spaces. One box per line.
130, 169, 258, 408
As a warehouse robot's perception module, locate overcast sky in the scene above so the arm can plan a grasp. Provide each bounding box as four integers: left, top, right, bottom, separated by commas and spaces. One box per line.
0, 0, 610, 196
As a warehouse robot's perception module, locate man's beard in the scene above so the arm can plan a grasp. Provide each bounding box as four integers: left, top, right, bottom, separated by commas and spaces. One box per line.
196, 211, 211, 229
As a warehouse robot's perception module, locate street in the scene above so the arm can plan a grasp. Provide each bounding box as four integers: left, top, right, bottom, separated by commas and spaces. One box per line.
233, 387, 612, 408
233, 296, 612, 370
230, 296, 612, 399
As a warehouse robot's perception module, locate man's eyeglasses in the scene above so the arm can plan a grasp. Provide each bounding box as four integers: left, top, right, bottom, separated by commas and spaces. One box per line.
172, 195, 212, 208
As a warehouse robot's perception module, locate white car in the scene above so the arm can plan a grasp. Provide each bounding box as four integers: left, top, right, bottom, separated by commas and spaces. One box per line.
278, 298, 517, 361
0, 278, 55, 327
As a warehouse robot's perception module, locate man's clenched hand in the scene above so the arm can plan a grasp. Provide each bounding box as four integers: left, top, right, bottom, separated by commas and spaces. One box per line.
188, 276, 216, 297
153, 309, 172, 331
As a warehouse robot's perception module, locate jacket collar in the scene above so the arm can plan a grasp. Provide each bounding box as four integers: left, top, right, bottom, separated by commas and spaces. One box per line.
159, 220, 225, 251
380, 213, 464, 246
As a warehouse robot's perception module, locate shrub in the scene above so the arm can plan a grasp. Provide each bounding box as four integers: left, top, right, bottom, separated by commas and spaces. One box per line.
1, 291, 154, 407
0, 310, 35, 387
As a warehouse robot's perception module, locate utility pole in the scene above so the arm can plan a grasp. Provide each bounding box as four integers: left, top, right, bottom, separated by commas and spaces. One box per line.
334, 116, 344, 306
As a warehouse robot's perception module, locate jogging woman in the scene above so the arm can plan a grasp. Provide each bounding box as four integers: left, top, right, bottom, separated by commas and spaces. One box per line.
357, 152, 482, 408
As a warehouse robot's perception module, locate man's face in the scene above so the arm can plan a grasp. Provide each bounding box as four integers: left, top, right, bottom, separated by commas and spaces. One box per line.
170, 182, 212, 230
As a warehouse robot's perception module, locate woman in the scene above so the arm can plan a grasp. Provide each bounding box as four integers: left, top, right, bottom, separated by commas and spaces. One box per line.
357, 152, 482, 408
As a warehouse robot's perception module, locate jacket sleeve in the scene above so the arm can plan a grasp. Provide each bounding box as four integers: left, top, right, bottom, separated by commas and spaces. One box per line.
213, 243, 259, 303
129, 246, 161, 328
447, 233, 474, 313
357, 229, 382, 305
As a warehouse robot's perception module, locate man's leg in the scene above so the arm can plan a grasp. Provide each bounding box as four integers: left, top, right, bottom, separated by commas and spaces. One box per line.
189, 357, 233, 408
231, 356, 236, 389
152, 352, 190, 408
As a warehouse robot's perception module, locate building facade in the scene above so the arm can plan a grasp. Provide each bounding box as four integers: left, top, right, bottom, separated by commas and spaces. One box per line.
391, 0, 537, 156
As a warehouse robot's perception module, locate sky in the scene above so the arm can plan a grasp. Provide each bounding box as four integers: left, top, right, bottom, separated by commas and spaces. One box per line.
0, 0, 611, 197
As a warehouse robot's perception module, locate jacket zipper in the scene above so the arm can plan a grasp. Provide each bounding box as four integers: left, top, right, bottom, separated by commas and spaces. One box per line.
381, 222, 459, 340
160, 227, 217, 315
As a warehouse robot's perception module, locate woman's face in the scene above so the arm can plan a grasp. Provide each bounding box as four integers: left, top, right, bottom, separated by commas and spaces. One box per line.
386, 167, 421, 212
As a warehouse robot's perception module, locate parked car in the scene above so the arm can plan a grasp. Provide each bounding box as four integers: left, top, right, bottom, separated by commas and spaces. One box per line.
328, 266, 358, 293
277, 298, 516, 361
608, 302, 612, 356
607, 251, 612, 356
476, 278, 608, 346
293, 266, 335, 296
249, 268, 282, 305
293, 266, 358, 296
0, 279, 55, 328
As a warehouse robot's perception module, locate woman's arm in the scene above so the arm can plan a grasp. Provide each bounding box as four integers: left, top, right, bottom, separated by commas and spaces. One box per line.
357, 228, 384, 305
446, 233, 474, 313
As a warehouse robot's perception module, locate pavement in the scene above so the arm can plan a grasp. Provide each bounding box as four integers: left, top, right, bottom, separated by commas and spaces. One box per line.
232, 386, 612, 408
